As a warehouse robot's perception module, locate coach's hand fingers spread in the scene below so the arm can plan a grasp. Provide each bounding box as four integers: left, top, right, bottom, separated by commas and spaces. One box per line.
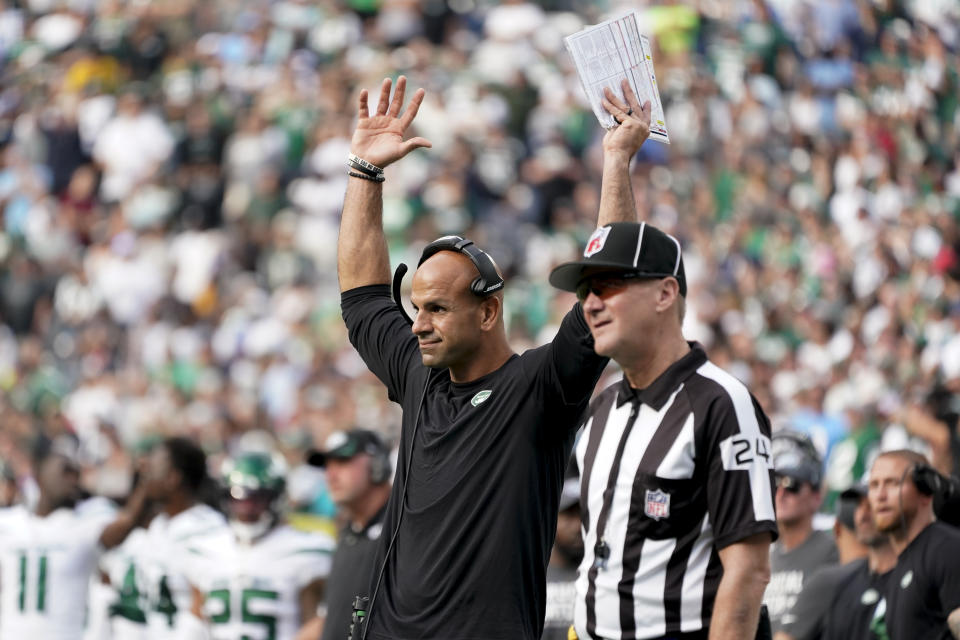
351, 76, 432, 168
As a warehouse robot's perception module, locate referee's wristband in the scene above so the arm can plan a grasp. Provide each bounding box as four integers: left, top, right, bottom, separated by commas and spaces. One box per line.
348, 153, 384, 176
348, 170, 385, 183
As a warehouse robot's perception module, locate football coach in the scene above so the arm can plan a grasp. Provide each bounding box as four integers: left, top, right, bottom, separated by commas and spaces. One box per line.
337, 76, 653, 639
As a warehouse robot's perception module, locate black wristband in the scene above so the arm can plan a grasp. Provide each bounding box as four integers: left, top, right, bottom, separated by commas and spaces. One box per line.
348, 170, 385, 183
347, 160, 382, 178
348, 153, 384, 175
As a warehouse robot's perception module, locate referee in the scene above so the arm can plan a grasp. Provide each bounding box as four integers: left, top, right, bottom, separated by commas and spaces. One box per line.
550, 225, 778, 635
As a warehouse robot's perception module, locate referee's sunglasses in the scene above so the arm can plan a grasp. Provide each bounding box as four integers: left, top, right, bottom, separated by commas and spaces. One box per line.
576, 272, 660, 303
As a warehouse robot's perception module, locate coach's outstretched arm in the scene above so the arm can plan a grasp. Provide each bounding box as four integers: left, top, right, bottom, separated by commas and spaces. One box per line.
338, 76, 431, 292
710, 532, 772, 640
597, 78, 651, 226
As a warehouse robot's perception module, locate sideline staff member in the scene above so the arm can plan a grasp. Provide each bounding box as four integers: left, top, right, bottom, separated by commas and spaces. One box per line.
822, 485, 897, 640
309, 430, 392, 640
550, 103, 777, 637
867, 450, 960, 639
766, 431, 837, 636
336, 76, 650, 639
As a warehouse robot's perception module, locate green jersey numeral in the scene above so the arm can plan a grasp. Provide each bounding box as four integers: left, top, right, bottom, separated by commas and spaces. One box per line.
155, 575, 178, 627
109, 562, 147, 623
242, 588, 278, 640
206, 587, 279, 640
17, 552, 48, 613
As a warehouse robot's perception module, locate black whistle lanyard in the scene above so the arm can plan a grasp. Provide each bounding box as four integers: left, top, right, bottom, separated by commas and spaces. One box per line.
591, 398, 640, 571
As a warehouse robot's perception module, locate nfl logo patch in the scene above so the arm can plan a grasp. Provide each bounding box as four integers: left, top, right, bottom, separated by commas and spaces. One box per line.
644, 489, 670, 521
584, 226, 611, 257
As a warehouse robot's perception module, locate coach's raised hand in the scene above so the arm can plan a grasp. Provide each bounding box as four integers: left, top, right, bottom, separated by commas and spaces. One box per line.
339, 76, 431, 292
351, 76, 432, 169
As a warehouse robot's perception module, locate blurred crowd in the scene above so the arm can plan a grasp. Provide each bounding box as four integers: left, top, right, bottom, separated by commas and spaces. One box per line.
0, 0, 958, 515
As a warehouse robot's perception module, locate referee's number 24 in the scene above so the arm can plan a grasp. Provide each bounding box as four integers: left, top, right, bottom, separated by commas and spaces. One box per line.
720, 435, 773, 471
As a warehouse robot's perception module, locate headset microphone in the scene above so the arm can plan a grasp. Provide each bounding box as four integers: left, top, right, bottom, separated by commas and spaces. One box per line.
392, 263, 413, 326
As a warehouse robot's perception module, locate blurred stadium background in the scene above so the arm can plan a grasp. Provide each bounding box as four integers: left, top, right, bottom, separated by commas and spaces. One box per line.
0, 0, 958, 521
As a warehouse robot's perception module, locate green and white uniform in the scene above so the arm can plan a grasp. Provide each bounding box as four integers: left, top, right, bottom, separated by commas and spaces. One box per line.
0, 500, 115, 640
102, 527, 152, 639
186, 525, 333, 640
105, 503, 227, 640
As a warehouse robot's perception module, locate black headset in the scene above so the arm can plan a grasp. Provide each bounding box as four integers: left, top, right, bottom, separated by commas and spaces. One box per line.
391, 236, 505, 325
417, 235, 504, 296
368, 445, 391, 485
911, 463, 945, 496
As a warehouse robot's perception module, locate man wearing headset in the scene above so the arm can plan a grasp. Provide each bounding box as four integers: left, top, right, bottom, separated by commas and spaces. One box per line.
336, 75, 650, 639
867, 449, 960, 639
309, 430, 393, 640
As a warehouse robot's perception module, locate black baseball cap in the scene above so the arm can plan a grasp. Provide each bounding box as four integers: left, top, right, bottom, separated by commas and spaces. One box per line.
836, 484, 868, 530
549, 222, 687, 297
307, 429, 387, 467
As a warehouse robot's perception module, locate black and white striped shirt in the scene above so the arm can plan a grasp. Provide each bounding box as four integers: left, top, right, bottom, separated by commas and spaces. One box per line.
574, 343, 778, 640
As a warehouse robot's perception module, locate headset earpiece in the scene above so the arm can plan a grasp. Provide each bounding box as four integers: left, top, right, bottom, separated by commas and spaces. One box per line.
368, 448, 390, 485
911, 464, 939, 496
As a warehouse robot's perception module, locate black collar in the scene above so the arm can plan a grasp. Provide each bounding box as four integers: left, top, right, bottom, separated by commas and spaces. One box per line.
347, 502, 388, 536
616, 342, 707, 411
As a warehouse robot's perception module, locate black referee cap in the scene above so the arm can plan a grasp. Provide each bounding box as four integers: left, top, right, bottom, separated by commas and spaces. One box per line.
549, 222, 686, 296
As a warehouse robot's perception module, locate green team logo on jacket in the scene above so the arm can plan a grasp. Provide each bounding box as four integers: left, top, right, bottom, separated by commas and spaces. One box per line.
471, 390, 493, 407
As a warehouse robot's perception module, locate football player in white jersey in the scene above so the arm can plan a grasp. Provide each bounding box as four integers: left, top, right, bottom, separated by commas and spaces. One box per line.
188, 451, 334, 640
101, 517, 156, 639
104, 436, 229, 639
0, 436, 149, 640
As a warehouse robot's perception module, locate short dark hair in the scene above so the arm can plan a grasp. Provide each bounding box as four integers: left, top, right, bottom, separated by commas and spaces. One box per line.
30, 434, 79, 472
162, 437, 208, 494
